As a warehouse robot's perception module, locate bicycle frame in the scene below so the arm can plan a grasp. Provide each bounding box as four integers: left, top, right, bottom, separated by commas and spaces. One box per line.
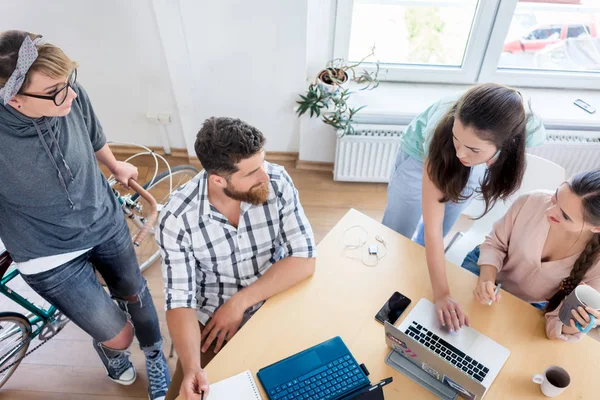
0, 268, 55, 338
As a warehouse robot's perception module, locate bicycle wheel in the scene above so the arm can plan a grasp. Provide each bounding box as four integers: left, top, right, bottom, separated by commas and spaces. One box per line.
128, 165, 199, 272
0, 312, 31, 388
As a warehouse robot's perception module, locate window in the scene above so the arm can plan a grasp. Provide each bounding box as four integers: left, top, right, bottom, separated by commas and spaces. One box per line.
567, 25, 591, 38
334, 0, 500, 83
523, 27, 562, 40
495, 1, 600, 74
347, 1, 479, 67
334, 0, 600, 88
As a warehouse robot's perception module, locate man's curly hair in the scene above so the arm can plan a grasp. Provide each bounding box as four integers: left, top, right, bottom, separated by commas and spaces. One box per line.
195, 117, 266, 176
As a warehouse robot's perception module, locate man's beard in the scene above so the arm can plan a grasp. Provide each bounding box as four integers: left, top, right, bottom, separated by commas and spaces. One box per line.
223, 181, 269, 205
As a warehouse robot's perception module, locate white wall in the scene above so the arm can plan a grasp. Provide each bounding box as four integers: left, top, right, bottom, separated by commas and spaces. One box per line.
168, 0, 309, 154
0, 0, 186, 149
300, 0, 339, 162
2, 0, 343, 158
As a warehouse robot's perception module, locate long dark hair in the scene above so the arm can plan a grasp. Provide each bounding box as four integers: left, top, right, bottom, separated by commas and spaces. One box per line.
427, 83, 528, 215
547, 170, 600, 311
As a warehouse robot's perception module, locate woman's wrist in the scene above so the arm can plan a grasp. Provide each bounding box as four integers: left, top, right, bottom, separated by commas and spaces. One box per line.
478, 264, 497, 283
104, 161, 120, 176
429, 263, 450, 299
433, 286, 450, 300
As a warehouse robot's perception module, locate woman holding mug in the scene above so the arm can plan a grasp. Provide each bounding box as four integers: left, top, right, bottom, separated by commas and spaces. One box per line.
463, 169, 600, 341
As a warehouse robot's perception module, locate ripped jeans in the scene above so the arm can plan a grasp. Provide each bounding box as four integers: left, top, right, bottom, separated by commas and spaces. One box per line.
21, 218, 162, 356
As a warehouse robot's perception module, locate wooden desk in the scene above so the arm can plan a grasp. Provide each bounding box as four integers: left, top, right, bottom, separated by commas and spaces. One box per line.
198, 209, 600, 399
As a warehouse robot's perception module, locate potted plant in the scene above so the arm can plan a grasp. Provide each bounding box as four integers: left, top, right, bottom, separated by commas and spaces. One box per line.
296, 48, 382, 136
296, 50, 403, 183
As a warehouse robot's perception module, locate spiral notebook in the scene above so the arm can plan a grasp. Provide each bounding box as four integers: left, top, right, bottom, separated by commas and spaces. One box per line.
209, 370, 263, 400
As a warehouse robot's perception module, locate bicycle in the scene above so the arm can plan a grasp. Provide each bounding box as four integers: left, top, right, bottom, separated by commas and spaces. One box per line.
0, 143, 199, 388
107, 142, 199, 272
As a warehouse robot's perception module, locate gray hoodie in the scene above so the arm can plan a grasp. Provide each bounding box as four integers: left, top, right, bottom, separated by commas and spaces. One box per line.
0, 83, 122, 263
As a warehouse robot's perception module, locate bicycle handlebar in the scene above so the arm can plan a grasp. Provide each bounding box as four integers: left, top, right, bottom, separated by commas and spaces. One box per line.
128, 179, 158, 247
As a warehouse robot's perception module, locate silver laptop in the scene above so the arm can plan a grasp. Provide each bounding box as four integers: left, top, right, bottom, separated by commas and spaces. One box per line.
384, 298, 509, 400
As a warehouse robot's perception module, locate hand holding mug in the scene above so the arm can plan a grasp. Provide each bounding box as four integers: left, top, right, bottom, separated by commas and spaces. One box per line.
558, 284, 600, 333
567, 305, 600, 332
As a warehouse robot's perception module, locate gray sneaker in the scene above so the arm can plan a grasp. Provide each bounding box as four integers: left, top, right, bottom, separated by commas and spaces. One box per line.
104, 358, 136, 386
93, 339, 137, 385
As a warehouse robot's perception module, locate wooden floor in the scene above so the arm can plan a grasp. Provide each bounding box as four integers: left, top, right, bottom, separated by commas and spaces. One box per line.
0, 154, 388, 399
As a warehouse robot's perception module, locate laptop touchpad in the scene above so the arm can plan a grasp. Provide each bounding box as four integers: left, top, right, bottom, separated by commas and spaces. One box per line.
442, 327, 478, 351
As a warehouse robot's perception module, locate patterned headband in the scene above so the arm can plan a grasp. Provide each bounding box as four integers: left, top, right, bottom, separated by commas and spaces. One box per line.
0, 36, 43, 105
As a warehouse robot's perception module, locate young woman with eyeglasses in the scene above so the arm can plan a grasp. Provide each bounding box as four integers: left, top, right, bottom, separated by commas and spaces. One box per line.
0, 30, 169, 400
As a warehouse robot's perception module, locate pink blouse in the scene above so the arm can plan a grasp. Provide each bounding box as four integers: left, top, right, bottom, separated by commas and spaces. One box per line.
478, 192, 600, 341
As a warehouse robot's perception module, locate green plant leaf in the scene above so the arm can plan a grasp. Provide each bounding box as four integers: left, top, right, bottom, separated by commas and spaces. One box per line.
351, 105, 366, 114
296, 104, 308, 116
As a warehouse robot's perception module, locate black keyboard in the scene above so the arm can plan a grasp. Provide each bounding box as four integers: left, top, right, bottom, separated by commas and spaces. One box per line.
268, 354, 368, 400
405, 321, 489, 383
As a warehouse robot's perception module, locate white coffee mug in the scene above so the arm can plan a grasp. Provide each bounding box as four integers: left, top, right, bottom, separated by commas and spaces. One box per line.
533, 366, 570, 397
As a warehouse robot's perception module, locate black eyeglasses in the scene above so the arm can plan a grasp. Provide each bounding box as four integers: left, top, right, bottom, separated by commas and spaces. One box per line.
21, 69, 77, 106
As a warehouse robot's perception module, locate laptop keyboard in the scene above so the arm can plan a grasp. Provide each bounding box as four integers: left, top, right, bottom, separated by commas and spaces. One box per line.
268, 354, 368, 400
405, 321, 490, 383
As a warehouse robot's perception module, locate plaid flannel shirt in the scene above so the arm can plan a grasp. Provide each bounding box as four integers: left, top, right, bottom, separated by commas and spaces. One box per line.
156, 162, 316, 324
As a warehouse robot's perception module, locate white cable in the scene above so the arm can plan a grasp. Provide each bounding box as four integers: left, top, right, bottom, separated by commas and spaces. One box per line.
342, 225, 388, 268
108, 141, 159, 184
122, 152, 173, 194
107, 141, 173, 195
343, 225, 368, 248
123, 152, 159, 186
375, 234, 388, 260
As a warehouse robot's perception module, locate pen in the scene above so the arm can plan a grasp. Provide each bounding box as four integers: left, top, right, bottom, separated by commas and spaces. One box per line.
193, 382, 204, 400
368, 377, 393, 391
488, 283, 501, 306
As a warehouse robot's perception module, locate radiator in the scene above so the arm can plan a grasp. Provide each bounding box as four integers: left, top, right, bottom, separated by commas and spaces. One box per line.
528, 130, 600, 178
334, 125, 600, 182
333, 125, 404, 182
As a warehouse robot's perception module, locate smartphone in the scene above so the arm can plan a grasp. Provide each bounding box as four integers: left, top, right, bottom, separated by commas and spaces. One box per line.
574, 99, 596, 114
375, 292, 411, 325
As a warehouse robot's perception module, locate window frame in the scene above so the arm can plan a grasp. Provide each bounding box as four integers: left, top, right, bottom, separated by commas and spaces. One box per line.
333, 0, 600, 89
478, 0, 600, 89
333, 0, 501, 84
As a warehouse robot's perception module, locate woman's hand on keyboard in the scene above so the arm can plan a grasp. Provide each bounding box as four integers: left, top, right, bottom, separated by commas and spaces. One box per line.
435, 295, 470, 332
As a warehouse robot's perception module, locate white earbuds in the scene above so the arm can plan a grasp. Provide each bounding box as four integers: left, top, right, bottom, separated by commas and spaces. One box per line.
343, 226, 387, 267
